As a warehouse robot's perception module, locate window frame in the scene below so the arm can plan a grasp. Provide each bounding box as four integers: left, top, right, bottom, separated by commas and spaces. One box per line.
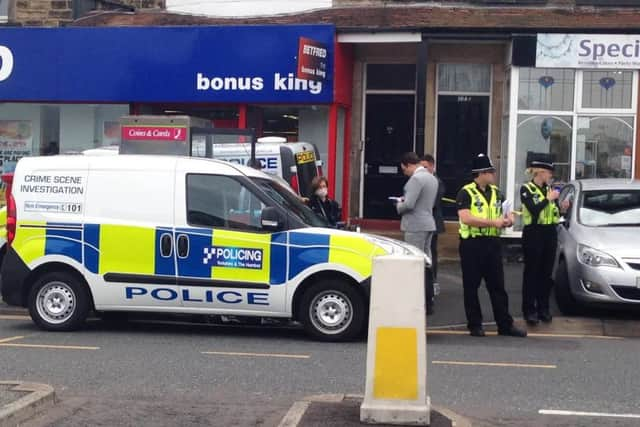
576, 70, 638, 115
185, 173, 274, 233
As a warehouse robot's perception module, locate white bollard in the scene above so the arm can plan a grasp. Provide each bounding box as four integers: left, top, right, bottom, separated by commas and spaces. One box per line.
360, 255, 430, 426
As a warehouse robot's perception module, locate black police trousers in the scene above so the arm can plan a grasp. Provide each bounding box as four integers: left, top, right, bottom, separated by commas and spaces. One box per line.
459, 237, 514, 331
522, 225, 557, 316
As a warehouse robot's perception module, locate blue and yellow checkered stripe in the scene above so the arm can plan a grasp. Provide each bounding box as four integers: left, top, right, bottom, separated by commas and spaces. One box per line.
13, 223, 383, 284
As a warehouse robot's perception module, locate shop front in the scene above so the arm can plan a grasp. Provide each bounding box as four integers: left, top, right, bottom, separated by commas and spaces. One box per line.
0, 25, 355, 214
506, 34, 640, 231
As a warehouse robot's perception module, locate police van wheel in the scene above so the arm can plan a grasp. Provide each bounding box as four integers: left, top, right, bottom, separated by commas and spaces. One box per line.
301, 280, 366, 342
28, 272, 91, 331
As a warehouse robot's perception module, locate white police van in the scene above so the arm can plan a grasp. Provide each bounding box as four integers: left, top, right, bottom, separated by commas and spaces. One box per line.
1, 155, 427, 341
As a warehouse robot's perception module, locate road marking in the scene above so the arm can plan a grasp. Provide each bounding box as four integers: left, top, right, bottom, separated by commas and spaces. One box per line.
0, 343, 100, 350
427, 329, 621, 340
0, 315, 31, 320
202, 351, 310, 359
433, 360, 556, 369
0, 335, 25, 343
277, 400, 311, 427
539, 409, 640, 419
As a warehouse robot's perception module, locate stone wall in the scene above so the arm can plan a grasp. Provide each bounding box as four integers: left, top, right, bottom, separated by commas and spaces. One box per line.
13, 0, 165, 27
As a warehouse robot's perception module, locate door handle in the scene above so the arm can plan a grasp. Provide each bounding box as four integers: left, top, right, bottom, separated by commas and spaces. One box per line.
177, 234, 189, 259
160, 233, 173, 258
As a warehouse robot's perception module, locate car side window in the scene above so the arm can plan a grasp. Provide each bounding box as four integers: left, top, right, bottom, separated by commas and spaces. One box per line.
559, 185, 576, 220
186, 174, 266, 231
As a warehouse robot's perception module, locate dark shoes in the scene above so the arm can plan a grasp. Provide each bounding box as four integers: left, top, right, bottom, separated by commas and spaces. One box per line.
498, 325, 528, 338
469, 327, 486, 337
524, 312, 540, 326
538, 311, 553, 323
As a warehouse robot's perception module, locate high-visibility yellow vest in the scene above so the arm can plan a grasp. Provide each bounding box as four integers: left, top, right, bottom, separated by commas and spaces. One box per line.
459, 182, 502, 239
522, 182, 560, 226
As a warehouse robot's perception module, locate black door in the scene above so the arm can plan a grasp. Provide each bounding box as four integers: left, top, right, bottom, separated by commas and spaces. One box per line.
436, 95, 490, 219
364, 94, 415, 219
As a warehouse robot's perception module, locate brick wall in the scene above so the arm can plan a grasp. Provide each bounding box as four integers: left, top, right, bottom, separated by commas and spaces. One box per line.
13, 0, 165, 27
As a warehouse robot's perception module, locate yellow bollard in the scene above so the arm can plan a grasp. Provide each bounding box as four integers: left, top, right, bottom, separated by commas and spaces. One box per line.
361, 255, 430, 425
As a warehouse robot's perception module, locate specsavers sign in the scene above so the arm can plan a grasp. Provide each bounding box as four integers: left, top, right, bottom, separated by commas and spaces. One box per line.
537, 34, 640, 69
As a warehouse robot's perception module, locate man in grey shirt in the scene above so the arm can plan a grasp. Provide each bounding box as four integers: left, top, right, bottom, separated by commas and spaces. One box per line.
396, 152, 438, 314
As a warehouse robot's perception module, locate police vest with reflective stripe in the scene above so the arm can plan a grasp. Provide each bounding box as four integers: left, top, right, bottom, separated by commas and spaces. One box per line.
522, 182, 560, 226
459, 183, 502, 239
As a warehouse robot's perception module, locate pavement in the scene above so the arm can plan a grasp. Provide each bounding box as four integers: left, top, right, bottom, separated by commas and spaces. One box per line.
1, 260, 640, 426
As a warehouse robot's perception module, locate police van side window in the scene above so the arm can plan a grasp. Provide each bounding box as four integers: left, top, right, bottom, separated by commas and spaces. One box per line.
186, 174, 266, 231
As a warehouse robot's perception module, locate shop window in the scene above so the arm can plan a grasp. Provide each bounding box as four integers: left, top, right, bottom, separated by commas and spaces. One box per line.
518, 68, 575, 111
438, 64, 491, 93
0, 103, 128, 173
581, 71, 633, 110
366, 64, 416, 91
576, 116, 634, 179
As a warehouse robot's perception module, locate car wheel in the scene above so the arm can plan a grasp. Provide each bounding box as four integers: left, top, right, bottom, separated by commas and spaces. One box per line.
554, 258, 580, 315
300, 279, 366, 342
28, 272, 91, 331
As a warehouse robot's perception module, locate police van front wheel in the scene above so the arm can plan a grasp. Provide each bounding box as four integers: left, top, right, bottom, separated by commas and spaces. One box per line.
300, 281, 366, 342
28, 272, 91, 331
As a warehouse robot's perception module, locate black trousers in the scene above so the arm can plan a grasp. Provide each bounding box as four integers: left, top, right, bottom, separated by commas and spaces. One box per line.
522, 225, 557, 316
459, 237, 514, 331
430, 233, 439, 281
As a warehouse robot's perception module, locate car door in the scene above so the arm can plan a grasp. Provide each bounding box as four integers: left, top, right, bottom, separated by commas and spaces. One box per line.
173, 172, 288, 315
557, 185, 577, 262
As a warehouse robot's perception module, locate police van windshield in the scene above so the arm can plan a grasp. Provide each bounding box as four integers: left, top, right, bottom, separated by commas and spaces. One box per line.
294, 151, 318, 198
252, 178, 328, 228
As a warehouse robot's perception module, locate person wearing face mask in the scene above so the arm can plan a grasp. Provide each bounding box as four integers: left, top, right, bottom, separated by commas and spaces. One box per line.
520, 153, 569, 326
308, 176, 342, 227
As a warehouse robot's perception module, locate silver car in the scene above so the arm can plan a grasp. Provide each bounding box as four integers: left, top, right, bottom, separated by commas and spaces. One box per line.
554, 179, 640, 313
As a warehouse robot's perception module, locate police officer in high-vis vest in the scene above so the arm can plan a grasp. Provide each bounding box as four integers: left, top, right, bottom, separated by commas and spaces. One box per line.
457, 154, 527, 338
520, 153, 564, 325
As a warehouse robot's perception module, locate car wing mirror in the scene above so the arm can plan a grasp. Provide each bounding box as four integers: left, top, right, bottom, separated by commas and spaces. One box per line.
261, 206, 285, 231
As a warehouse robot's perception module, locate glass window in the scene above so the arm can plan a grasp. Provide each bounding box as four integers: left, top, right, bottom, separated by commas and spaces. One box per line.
0, 103, 128, 173
581, 71, 633, 110
438, 64, 491, 93
366, 64, 416, 91
518, 68, 575, 111
252, 178, 327, 228
576, 116, 634, 179
186, 174, 266, 231
514, 115, 572, 230
579, 190, 640, 227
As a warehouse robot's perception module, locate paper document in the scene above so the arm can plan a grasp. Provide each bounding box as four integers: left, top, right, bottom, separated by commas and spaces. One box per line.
388, 196, 403, 203
502, 200, 512, 218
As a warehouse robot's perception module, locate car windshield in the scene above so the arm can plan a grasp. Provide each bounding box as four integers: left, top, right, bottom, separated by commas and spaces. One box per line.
578, 189, 640, 227
252, 177, 328, 228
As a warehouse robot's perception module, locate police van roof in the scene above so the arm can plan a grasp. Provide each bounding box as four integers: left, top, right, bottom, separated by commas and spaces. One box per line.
17, 154, 271, 180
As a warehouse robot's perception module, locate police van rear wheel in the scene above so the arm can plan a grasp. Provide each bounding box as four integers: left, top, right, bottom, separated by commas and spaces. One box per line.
301, 280, 366, 342
28, 272, 91, 331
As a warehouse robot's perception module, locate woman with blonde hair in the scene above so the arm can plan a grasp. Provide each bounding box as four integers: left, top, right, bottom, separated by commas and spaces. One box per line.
520, 153, 566, 325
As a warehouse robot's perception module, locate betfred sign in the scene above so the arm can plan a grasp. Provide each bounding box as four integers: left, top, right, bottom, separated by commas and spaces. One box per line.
297, 37, 328, 81
121, 126, 187, 141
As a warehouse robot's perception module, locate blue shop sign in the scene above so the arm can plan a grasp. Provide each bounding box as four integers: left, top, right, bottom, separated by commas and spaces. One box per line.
0, 25, 334, 103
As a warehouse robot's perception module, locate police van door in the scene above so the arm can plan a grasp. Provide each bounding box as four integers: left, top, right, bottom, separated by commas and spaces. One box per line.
173, 168, 287, 315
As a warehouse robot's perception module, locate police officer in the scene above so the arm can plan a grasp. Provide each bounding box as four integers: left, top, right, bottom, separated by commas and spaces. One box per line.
520, 153, 565, 325
457, 154, 526, 338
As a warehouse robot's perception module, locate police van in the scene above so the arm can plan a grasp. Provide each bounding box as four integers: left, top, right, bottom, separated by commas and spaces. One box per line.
0, 155, 427, 341
199, 136, 322, 198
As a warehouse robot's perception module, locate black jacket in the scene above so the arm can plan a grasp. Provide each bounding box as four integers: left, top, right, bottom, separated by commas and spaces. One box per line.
308, 195, 342, 227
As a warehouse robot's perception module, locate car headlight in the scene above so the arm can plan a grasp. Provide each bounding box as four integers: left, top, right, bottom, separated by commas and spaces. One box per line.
578, 244, 620, 269
364, 235, 431, 267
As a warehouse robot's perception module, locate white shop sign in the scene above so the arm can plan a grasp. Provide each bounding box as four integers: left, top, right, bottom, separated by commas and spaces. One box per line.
537, 34, 640, 69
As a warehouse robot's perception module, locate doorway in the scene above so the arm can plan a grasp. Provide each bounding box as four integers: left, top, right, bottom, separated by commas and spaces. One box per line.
436, 95, 490, 219
363, 94, 415, 219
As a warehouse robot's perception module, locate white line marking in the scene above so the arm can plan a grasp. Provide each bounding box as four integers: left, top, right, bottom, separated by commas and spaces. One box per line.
0, 336, 24, 343
0, 315, 31, 320
277, 401, 311, 427
433, 360, 556, 369
539, 409, 640, 419
0, 343, 100, 350
202, 351, 310, 359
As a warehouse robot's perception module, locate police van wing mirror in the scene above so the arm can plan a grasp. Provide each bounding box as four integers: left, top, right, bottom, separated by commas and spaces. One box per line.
261, 207, 284, 231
